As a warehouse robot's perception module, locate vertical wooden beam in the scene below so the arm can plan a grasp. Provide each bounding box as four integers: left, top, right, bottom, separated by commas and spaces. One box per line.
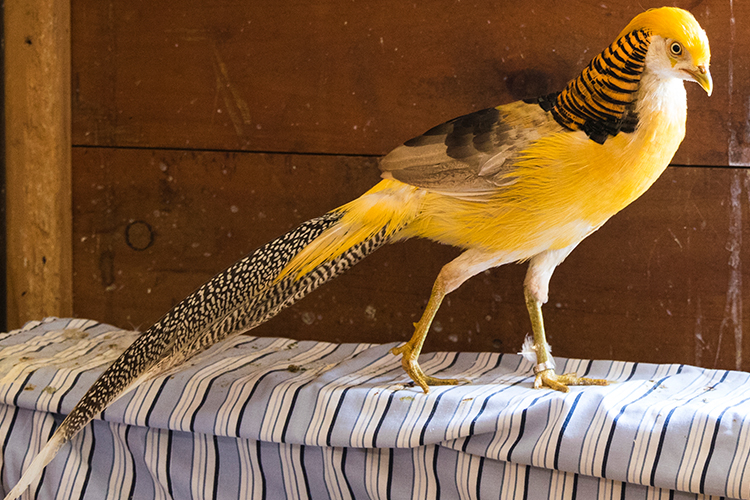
5, 0, 72, 328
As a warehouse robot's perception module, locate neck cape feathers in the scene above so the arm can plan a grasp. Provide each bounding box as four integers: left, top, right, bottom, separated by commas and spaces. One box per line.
527, 29, 652, 144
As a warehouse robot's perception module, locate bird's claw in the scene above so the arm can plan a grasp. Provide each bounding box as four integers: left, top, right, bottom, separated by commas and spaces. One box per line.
534, 369, 609, 392
390, 344, 462, 393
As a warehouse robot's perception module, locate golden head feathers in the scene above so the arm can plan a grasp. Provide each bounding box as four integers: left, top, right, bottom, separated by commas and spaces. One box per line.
618, 7, 710, 58
619, 7, 711, 93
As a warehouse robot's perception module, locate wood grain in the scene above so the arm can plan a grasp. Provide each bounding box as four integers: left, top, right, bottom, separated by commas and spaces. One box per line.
71, 0, 740, 165
72, 147, 750, 372
6, 0, 72, 328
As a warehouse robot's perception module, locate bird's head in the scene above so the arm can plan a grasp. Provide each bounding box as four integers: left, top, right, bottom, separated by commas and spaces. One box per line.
619, 7, 712, 96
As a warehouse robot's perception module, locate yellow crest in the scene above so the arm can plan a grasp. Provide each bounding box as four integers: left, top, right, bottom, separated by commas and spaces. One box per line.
618, 7, 710, 66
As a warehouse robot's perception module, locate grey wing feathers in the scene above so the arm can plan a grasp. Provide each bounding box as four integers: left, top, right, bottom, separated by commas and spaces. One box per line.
379, 100, 561, 199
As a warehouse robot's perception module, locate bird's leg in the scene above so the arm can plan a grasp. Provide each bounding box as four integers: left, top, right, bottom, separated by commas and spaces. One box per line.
524, 248, 608, 392
391, 249, 502, 392
390, 278, 460, 392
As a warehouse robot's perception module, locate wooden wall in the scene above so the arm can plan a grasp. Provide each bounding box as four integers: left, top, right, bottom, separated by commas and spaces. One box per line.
5, 0, 72, 328
69, 0, 750, 372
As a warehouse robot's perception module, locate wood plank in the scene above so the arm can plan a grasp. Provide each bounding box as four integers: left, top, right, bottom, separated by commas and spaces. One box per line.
73, 147, 750, 372
5, 0, 73, 328
71, 0, 740, 165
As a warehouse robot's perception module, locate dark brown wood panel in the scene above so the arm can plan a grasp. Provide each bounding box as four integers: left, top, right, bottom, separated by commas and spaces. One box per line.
73, 147, 750, 372
71, 0, 743, 165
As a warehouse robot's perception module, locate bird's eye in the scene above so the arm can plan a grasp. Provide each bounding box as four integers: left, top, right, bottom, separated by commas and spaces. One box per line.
669, 41, 683, 56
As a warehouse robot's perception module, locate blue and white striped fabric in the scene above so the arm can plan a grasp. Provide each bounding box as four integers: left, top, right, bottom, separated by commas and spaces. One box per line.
0, 318, 747, 499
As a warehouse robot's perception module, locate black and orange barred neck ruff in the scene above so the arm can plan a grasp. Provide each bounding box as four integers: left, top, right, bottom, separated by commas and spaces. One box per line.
529, 29, 652, 144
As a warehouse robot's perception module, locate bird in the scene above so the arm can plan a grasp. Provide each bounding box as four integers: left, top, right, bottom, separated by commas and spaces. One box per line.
3, 7, 711, 499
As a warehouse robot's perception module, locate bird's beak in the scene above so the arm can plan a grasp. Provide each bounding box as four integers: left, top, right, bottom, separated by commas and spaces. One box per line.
687, 65, 713, 96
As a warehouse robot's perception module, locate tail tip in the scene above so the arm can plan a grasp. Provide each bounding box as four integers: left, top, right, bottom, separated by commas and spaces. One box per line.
3, 431, 67, 500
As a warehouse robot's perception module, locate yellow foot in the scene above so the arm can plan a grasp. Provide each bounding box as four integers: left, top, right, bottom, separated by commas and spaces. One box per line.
534, 369, 609, 393
390, 344, 462, 393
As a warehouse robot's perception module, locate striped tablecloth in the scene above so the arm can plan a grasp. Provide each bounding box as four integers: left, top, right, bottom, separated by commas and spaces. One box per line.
0, 318, 747, 499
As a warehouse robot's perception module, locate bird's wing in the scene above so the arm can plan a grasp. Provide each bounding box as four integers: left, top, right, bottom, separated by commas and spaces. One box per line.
379, 99, 565, 200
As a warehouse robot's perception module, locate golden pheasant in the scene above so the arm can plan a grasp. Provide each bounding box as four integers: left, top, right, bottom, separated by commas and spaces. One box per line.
4, 7, 711, 499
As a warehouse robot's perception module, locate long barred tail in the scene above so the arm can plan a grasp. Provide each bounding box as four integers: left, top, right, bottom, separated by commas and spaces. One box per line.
3, 179, 420, 500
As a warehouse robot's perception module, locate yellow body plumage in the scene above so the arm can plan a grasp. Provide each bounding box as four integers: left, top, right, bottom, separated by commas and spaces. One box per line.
286, 61, 688, 272
405, 77, 687, 256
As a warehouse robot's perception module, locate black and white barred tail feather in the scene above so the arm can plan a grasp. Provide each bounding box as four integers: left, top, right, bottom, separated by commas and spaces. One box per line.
3, 208, 397, 500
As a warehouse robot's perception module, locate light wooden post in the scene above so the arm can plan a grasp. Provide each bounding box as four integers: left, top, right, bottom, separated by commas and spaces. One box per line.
5, 0, 73, 328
